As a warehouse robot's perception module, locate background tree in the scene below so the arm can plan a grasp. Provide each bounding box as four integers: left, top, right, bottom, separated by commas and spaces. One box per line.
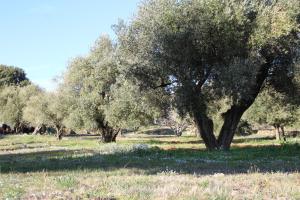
0, 64, 30, 87
245, 88, 299, 140
23, 93, 50, 135
61, 35, 167, 142
119, 0, 300, 150
24, 91, 68, 139
0, 84, 41, 133
61, 35, 121, 142
160, 109, 191, 136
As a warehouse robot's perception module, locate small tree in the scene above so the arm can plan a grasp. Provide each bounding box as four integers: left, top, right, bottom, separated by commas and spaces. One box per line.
245, 88, 298, 141
160, 109, 190, 136
0, 85, 41, 133
23, 93, 49, 135
24, 91, 67, 139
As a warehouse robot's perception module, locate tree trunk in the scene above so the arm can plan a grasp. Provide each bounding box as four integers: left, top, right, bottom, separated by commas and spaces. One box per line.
188, 89, 218, 150
56, 127, 63, 140
193, 112, 218, 150
275, 125, 286, 141
280, 126, 286, 141
33, 125, 41, 135
100, 127, 120, 143
217, 106, 246, 150
217, 61, 271, 150
275, 126, 281, 141
32, 125, 46, 135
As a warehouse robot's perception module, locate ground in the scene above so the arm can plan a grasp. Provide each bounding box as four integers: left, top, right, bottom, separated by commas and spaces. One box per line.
0, 128, 299, 200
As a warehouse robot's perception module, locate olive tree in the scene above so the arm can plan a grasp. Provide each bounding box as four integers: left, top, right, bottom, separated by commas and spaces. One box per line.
62, 34, 167, 142
245, 88, 299, 140
104, 78, 166, 131
119, 0, 300, 150
61, 36, 120, 142
24, 91, 68, 139
0, 84, 41, 133
0, 64, 30, 87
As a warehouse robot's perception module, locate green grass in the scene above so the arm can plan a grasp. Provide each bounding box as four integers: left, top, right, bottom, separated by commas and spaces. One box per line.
0, 131, 299, 199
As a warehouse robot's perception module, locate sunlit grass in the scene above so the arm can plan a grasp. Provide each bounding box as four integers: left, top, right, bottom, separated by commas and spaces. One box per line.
0, 131, 299, 199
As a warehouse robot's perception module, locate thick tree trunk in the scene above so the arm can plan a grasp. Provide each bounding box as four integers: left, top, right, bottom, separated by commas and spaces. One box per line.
188, 89, 218, 150
100, 126, 120, 143
217, 106, 246, 150
217, 61, 271, 150
193, 111, 218, 150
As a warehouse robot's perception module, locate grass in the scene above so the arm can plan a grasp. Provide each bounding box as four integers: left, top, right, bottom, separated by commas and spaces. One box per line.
0, 130, 299, 200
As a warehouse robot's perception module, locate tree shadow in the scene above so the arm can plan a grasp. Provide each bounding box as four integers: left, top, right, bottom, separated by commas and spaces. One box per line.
232, 135, 275, 144
140, 128, 175, 136
144, 139, 203, 145
0, 143, 299, 175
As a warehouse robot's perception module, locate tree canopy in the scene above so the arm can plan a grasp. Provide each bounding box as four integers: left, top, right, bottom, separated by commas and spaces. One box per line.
0, 64, 30, 87
59, 35, 165, 142
1, 0, 299, 151
0, 84, 41, 132
119, 0, 300, 149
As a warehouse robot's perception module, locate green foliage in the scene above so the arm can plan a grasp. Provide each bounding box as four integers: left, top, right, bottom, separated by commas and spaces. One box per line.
117, 0, 300, 149
0, 84, 41, 130
61, 35, 119, 132
236, 120, 253, 136
2, 185, 25, 200
245, 87, 299, 128
105, 78, 166, 129
0, 64, 30, 87
60, 35, 165, 138
56, 176, 78, 189
23, 91, 67, 134
119, 0, 299, 106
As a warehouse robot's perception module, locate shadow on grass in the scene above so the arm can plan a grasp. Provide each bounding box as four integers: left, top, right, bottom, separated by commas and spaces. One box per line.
0, 143, 299, 175
144, 139, 203, 145
232, 136, 275, 144
140, 128, 175, 136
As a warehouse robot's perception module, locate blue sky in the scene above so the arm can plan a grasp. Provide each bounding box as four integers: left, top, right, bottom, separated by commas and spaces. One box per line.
0, 0, 140, 90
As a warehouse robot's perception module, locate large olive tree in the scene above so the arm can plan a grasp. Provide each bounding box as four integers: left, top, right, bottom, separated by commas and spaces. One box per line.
62, 35, 164, 142
119, 0, 300, 150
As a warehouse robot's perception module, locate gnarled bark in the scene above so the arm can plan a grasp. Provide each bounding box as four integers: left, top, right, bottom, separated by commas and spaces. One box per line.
99, 120, 120, 143
193, 113, 218, 150
100, 126, 120, 143
190, 92, 218, 150
217, 62, 271, 150
217, 106, 247, 150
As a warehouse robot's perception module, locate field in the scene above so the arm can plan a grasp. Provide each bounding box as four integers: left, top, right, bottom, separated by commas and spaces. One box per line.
0, 129, 300, 200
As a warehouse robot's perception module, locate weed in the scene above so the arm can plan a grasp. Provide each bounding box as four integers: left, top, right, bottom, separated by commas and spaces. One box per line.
56, 175, 78, 189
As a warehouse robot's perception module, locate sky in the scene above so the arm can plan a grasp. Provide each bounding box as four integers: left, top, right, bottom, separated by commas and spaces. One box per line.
0, 0, 140, 90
